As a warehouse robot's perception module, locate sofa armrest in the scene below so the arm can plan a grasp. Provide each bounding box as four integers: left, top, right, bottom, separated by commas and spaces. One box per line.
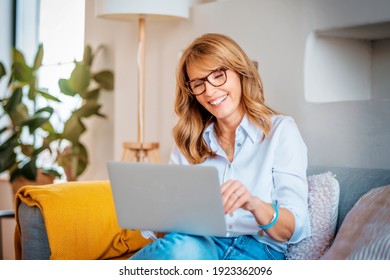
14, 181, 151, 260
17, 202, 50, 260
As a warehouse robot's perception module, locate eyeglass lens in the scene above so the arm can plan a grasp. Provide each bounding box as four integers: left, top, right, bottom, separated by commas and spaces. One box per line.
188, 68, 227, 95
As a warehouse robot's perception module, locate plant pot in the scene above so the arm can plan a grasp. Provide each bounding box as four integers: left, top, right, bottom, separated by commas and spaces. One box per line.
11, 169, 55, 197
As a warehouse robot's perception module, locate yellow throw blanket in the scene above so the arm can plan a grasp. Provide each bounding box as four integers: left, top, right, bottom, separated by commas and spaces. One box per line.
14, 181, 152, 260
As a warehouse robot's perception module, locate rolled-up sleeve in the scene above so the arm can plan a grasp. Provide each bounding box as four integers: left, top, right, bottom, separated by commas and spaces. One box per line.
272, 118, 310, 244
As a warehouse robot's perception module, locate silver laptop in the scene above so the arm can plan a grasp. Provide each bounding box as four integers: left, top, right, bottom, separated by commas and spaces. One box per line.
107, 161, 228, 236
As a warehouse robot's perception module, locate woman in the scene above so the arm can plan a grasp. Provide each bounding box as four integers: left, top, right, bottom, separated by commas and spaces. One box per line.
131, 33, 310, 260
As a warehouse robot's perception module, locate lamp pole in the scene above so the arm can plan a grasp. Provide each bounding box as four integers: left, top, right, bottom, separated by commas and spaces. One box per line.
95, 0, 190, 163
123, 16, 160, 163
137, 17, 145, 146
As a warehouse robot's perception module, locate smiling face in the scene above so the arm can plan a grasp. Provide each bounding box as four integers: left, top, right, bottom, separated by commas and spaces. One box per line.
186, 61, 244, 124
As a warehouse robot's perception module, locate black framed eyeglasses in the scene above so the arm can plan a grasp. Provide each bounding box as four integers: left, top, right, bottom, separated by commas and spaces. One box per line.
186, 67, 228, 96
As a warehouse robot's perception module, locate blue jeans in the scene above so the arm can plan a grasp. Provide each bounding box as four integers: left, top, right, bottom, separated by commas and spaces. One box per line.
129, 232, 285, 260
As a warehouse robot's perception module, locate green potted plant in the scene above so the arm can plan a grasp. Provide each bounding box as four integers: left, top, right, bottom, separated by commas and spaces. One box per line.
56, 45, 114, 181
0, 44, 114, 190
0, 44, 62, 192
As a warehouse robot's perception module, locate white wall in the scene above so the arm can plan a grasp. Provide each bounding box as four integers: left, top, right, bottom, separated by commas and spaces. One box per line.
82, 0, 390, 180
80, 0, 124, 180
0, 180, 15, 260
0, 0, 12, 98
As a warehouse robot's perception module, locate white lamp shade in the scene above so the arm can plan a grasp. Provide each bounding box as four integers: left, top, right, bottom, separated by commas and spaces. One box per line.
95, 0, 190, 21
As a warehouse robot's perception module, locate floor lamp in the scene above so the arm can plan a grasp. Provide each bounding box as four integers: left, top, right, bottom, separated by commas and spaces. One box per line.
95, 0, 190, 162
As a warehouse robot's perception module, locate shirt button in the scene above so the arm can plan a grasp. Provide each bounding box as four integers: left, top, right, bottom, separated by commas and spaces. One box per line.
229, 213, 234, 217
228, 225, 233, 229
258, 230, 264, 237
237, 143, 241, 147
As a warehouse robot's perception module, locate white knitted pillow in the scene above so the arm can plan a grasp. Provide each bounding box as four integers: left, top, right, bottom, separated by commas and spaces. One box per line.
285, 172, 340, 260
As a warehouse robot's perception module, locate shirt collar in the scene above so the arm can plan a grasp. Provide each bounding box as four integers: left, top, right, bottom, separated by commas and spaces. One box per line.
238, 115, 262, 143
203, 115, 263, 144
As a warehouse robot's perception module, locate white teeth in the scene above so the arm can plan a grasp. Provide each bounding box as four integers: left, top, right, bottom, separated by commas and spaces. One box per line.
210, 95, 227, 106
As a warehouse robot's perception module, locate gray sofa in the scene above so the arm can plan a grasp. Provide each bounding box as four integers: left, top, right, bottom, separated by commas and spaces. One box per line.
13, 166, 390, 259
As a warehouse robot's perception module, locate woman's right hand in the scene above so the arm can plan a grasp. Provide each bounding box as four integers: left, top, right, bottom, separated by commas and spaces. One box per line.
220, 179, 260, 214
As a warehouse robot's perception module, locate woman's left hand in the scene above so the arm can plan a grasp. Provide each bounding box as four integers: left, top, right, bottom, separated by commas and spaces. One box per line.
220, 180, 260, 214
221, 180, 294, 241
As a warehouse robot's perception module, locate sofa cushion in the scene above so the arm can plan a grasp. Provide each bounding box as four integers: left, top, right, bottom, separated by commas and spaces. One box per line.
285, 172, 339, 260
321, 185, 390, 260
307, 166, 390, 231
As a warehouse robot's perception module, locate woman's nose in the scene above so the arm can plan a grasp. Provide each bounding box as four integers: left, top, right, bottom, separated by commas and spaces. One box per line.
204, 81, 217, 96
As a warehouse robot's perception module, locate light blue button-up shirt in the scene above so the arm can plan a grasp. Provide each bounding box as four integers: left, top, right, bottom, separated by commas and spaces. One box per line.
169, 114, 311, 252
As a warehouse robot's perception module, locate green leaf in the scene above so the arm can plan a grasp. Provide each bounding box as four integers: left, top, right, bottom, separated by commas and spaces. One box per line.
42, 168, 62, 178
73, 100, 101, 118
0, 62, 6, 79
9, 103, 29, 126
0, 133, 18, 173
93, 70, 114, 90
41, 121, 56, 135
57, 142, 88, 179
20, 159, 37, 181
37, 90, 61, 102
68, 63, 90, 93
56, 146, 73, 171
83, 45, 93, 66
62, 115, 86, 143
85, 88, 100, 100
21, 116, 50, 134
0, 127, 8, 135
0, 151, 17, 173
0, 132, 18, 149
33, 44, 44, 70
12, 62, 33, 83
74, 143, 88, 177
20, 144, 35, 157
35, 106, 54, 118
95, 111, 107, 118
58, 79, 77, 96
4, 87, 23, 114
28, 77, 37, 100
10, 168, 22, 182
12, 48, 26, 65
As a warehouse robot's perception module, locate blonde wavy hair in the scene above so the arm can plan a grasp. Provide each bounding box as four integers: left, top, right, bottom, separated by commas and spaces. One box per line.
173, 33, 277, 164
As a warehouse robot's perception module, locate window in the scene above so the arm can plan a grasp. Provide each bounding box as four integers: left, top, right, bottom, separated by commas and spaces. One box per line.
39, 0, 85, 125
37, 0, 85, 173
9, 0, 85, 176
